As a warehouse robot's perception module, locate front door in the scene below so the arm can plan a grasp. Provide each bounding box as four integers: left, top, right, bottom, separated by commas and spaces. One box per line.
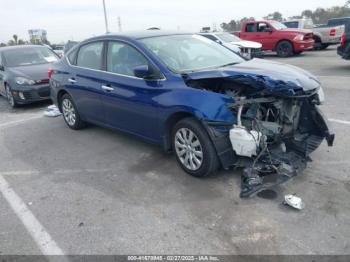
100, 41, 164, 142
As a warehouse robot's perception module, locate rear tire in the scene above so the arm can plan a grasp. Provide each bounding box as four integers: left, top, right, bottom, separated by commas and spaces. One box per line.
276, 41, 293, 57
172, 117, 219, 177
60, 93, 86, 130
320, 44, 329, 50
313, 36, 323, 50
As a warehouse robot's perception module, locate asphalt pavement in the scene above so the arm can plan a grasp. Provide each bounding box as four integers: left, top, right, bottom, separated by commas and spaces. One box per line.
0, 46, 349, 256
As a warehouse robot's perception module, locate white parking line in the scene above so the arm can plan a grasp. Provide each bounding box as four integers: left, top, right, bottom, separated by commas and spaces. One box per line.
329, 118, 350, 125
0, 175, 65, 255
0, 115, 43, 129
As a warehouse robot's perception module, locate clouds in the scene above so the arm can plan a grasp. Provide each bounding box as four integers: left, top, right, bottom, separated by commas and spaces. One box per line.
0, 0, 346, 43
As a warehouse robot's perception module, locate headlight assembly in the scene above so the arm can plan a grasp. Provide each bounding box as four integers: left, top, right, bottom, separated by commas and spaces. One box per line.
15, 77, 35, 85
317, 87, 325, 104
293, 34, 304, 42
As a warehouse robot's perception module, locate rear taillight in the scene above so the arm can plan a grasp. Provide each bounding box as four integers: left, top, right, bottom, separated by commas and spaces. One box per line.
48, 68, 53, 79
341, 33, 346, 46
329, 28, 336, 36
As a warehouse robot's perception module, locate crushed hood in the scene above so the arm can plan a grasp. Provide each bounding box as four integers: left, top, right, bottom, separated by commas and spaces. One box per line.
183, 58, 321, 96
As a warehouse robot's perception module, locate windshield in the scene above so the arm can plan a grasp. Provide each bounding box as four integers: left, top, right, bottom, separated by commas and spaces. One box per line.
216, 33, 241, 43
269, 21, 287, 30
3, 46, 59, 67
140, 34, 244, 73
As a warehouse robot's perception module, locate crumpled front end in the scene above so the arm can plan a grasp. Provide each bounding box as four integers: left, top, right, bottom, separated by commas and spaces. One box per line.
183, 63, 335, 197
227, 95, 334, 197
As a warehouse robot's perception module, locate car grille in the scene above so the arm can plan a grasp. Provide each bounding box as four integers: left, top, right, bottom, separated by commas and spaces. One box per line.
38, 86, 50, 97
23, 91, 33, 100
304, 33, 313, 40
35, 79, 50, 85
251, 48, 263, 58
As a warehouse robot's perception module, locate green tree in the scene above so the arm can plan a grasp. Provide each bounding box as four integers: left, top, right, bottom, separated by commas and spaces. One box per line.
13, 34, 18, 45
301, 10, 313, 18
264, 11, 284, 22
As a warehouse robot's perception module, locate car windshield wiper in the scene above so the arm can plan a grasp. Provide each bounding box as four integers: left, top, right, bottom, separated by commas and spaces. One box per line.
220, 62, 239, 68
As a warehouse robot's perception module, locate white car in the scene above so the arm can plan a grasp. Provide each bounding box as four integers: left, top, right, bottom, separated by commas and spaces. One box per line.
200, 32, 263, 59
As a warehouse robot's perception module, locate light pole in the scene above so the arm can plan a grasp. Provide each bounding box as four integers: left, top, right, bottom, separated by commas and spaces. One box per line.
102, 0, 109, 33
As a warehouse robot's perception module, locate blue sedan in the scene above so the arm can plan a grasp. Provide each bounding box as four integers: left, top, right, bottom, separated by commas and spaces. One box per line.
50, 31, 334, 197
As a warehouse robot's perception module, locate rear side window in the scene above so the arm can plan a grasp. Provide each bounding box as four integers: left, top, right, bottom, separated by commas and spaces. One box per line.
284, 21, 298, 28
106, 41, 148, 77
67, 47, 78, 65
246, 23, 257, 32
76, 42, 103, 70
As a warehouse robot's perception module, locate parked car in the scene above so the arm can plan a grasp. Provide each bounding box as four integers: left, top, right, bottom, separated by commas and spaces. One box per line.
234, 20, 314, 57
338, 23, 350, 60
199, 32, 263, 59
327, 17, 350, 27
0, 45, 59, 107
52, 45, 64, 57
63, 41, 79, 54
284, 18, 344, 50
50, 31, 334, 197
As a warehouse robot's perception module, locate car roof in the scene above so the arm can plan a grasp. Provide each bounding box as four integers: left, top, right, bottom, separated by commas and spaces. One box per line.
0, 45, 48, 52
85, 30, 193, 42
199, 32, 226, 35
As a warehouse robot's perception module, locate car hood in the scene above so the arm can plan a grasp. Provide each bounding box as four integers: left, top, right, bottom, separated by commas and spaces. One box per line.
183, 58, 321, 96
230, 40, 262, 49
222, 43, 241, 53
7, 63, 51, 81
279, 28, 313, 35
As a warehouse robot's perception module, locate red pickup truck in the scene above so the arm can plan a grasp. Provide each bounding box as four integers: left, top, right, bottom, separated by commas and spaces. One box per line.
234, 20, 314, 57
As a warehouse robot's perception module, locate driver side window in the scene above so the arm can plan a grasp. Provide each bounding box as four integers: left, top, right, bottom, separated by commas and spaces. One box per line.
258, 22, 271, 32
107, 41, 148, 77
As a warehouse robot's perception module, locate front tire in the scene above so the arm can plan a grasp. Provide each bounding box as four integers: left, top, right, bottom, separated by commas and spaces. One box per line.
276, 41, 293, 57
60, 93, 86, 130
172, 118, 219, 177
5, 85, 17, 108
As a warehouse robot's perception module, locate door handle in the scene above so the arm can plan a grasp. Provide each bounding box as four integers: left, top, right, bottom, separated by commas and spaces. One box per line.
68, 78, 77, 83
101, 85, 114, 92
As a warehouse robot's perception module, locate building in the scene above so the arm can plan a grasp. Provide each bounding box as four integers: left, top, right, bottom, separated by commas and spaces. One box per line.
28, 29, 47, 44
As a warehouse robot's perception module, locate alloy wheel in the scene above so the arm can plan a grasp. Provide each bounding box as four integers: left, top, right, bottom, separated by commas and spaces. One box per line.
174, 128, 203, 171
62, 98, 76, 126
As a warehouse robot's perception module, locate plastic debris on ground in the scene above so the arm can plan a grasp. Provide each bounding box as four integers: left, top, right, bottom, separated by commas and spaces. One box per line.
283, 194, 305, 210
44, 105, 62, 117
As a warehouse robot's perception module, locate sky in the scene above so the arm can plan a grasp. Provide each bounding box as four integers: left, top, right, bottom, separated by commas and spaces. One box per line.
0, 0, 347, 43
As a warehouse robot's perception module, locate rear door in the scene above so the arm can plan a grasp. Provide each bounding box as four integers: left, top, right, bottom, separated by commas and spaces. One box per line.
99, 40, 164, 142
66, 41, 106, 124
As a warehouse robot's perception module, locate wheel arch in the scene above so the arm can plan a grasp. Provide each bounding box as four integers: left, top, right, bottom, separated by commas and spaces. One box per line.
162, 111, 197, 152
274, 39, 294, 51
57, 89, 69, 112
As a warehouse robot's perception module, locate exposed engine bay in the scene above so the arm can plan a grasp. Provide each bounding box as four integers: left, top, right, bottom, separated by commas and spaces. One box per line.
186, 76, 335, 197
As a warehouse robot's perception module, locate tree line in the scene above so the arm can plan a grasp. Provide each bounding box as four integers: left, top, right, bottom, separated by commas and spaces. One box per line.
0, 34, 50, 47
221, 1, 350, 31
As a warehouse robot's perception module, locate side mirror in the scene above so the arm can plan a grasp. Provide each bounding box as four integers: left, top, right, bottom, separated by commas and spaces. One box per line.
133, 64, 162, 80
216, 39, 223, 44
0, 65, 4, 71
133, 65, 151, 79
265, 28, 273, 33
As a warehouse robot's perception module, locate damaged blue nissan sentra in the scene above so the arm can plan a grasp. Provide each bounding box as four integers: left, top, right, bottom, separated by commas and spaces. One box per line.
49, 31, 334, 197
